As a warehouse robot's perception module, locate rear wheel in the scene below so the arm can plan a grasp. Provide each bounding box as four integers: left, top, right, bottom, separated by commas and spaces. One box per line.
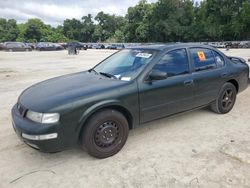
210, 82, 237, 114
81, 109, 129, 158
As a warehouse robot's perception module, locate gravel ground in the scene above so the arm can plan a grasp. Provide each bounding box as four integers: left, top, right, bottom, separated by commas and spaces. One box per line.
0, 49, 249, 188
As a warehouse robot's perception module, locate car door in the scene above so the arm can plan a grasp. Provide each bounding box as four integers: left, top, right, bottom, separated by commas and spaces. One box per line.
189, 48, 226, 106
13, 43, 19, 51
14, 43, 20, 51
48, 44, 54, 51
138, 48, 195, 123
20, 43, 26, 51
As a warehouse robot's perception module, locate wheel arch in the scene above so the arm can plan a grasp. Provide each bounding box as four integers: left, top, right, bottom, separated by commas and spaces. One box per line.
77, 101, 134, 140
227, 79, 239, 93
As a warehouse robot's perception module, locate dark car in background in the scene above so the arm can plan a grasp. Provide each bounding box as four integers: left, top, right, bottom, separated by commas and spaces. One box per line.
67, 41, 87, 50
115, 44, 125, 49
225, 41, 240, 49
91, 44, 105, 49
25, 43, 36, 49
12, 44, 249, 158
106, 44, 125, 50
36, 42, 64, 51
0, 43, 4, 50
58, 43, 68, 49
239, 41, 250, 48
106, 44, 117, 49
3, 42, 32, 52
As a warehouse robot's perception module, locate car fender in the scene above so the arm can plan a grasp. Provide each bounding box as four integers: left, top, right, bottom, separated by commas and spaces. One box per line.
76, 99, 129, 133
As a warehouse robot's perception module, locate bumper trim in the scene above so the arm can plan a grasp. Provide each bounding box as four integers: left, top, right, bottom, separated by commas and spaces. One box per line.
22, 133, 58, 140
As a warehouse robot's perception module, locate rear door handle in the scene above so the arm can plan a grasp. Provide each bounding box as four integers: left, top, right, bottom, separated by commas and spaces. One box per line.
184, 80, 194, 86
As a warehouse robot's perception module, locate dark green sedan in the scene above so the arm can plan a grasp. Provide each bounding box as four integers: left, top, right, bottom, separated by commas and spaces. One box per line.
12, 44, 249, 158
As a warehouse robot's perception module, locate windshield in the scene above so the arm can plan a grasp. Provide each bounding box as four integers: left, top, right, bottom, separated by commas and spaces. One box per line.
93, 49, 156, 81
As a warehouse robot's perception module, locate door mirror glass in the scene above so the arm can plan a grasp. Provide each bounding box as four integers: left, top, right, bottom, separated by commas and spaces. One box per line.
148, 70, 167, 81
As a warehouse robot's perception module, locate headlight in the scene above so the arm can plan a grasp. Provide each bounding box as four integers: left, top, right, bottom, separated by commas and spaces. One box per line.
26, 110, 60, 124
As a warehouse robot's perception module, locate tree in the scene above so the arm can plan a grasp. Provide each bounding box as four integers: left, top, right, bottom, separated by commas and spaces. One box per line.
63, 18, 83, 41
124, 0, 153, 42
23, 19, 46, 42
241, 1, 250, 39
0, 18, 8, 42
94, 12, 125, 42
94, 11, 114, 41
81, 14, 95, 42
0, 18, 19, 42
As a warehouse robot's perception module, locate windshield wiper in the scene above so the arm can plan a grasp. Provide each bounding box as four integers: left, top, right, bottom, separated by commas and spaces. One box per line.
99, 72, 117, 79
89, 68, 98, 74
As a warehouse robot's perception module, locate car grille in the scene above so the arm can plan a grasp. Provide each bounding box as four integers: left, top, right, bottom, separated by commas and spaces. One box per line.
17, 103, 27, 117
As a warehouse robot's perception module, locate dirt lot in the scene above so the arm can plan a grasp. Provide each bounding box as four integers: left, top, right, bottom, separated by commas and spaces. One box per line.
0, 49, 250, 188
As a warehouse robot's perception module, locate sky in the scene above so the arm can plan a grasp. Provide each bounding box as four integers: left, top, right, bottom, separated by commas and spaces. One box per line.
0, 0, 158, 26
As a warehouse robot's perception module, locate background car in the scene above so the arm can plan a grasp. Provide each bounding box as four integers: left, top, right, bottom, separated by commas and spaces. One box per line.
36, 42, 64, 51
3, 42, 32, 52
0, 43, 4, 50
106, 44, 125, 50
67, 41, 87, 50
106, 44, 118, 49
239, 41, 250, 48
58, 43, 68, 49
225, 41, 240, 49
25, 43, 36, 49
92, 44, 105, 49
116, 44, 125, 49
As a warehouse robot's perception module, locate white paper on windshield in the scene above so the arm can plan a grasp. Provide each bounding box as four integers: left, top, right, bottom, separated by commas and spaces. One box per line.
121, 77, 131, 81
115, 75, 121, 79
136, 53, 152, 58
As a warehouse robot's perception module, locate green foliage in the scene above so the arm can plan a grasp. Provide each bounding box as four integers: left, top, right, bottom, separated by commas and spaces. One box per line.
0, 0, 250, 43
124, 0, 153, 42
23, 19, 44, 42
0, 18, 19, 42
94, 12, 125, 42
81, 14, 95, 42
63, 18, 83, 41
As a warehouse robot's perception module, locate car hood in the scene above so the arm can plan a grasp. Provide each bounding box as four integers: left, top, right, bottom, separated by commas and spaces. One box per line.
19, 71, 128, 112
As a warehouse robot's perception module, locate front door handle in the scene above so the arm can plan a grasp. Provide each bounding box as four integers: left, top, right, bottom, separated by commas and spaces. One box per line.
184, 80, 194, 86
221, 73, 228, 78
221, 73, 233, 78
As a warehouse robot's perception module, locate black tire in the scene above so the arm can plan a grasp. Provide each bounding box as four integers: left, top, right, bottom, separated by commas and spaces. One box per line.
210, 82, 237, 114
82, 109, 129, 158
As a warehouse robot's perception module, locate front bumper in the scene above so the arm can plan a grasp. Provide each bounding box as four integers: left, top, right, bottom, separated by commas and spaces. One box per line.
11, 104, 67, 152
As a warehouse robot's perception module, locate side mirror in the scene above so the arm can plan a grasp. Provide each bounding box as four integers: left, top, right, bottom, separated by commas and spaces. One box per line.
147, 70, 167, 81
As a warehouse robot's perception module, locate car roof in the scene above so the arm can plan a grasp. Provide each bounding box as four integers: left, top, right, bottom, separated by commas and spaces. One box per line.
4, 42, 23, 44
127, 43, 215, 51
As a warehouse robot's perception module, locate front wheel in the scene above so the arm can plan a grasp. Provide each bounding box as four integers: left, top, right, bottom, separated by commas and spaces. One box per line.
210, 82, 237, 114
81, 109, 129, 158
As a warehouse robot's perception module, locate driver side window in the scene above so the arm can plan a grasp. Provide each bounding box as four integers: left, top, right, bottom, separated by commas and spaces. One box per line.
152, 49, 189, 77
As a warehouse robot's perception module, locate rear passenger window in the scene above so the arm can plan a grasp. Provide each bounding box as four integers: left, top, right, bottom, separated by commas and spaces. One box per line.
190, 48, 216, 71
153, 49, 189, 77
213, 51, 225, 68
